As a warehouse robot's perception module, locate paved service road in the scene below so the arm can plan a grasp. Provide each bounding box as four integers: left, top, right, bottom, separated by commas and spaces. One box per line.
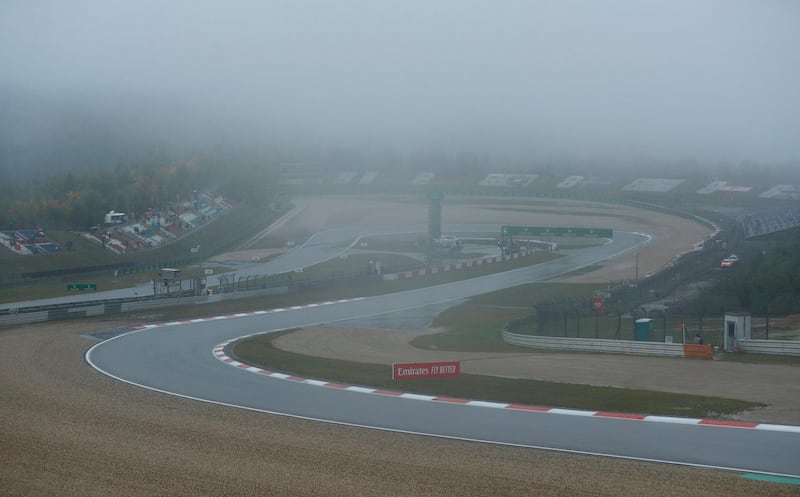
4, 223, 488, 309
86, 228, 800, 477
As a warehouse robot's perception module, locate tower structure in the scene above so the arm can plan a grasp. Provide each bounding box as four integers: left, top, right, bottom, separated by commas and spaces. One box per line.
427, 191, 443, 242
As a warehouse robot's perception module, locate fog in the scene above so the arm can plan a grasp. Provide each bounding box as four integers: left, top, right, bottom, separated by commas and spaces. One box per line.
1, 0, 799, 180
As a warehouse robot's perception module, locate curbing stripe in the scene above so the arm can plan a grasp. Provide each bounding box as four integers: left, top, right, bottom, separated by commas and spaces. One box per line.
382, 249, 536, 281
549, 408, 597, 417
374, 389, 404, 397
400, 393, 437, 401
208, 325, 800, 433
595, 412, 646, 420
346, 386, 376, 394
645, 416, 703, 425
699, 420, 759, 428
126, 297, 365, 332
468, 401, 509, 409
507, 404, 551, 412
754, 424, 800, 434
434, 397, 471, 404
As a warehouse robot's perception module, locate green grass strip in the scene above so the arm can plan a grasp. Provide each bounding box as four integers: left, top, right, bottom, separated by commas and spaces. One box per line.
233, 330, 763, 419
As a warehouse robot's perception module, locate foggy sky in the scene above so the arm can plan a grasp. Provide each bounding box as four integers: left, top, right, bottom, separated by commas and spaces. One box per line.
1, 0, 799, 171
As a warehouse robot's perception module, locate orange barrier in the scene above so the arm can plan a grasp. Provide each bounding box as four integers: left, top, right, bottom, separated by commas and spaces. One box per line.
683, 344, 713, 359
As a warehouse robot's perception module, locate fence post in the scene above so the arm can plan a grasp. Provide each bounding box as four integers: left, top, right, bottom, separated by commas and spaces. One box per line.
533, 304, 544, 335
595, 313, 599, 339
679, 308, 685, 344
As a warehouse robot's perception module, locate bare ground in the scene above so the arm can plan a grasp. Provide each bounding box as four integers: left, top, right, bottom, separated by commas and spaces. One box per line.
3, 195, 798, 496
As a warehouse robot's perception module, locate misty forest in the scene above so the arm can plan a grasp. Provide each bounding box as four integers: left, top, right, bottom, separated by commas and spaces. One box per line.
1, 1, 798, 311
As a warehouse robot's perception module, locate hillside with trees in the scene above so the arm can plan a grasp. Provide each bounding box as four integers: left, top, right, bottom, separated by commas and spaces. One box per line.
690, 237, 800, 316
0, 153, 278, 230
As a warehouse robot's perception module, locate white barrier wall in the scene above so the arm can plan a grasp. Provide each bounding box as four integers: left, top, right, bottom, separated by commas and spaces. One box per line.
739, 339, 800, 356
502, 331, 686, 357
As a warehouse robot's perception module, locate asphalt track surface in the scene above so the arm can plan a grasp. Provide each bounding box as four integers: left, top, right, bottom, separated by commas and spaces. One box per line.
86, 228, 800, 477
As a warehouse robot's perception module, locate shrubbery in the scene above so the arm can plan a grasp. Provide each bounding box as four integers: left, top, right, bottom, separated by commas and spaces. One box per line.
692, 241, 800, 315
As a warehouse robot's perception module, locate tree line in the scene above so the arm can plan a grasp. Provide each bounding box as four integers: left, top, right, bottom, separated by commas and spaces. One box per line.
690, 240, 800, 316
0, 153, 278, 230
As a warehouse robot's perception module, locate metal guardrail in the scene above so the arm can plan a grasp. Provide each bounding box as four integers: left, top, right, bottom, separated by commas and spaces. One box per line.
1, 257, 391, 327
0, 285, 292, 327
739, 339, 800, 356
502, 330, 685, 357
0, 311, 49, 326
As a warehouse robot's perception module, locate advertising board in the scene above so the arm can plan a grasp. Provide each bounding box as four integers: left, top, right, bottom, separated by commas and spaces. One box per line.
392, 361, 461, 380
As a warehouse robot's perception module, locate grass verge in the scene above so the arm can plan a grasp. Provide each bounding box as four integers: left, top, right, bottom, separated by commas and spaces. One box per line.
233, 330, 763, 419
411, 283, 603, 352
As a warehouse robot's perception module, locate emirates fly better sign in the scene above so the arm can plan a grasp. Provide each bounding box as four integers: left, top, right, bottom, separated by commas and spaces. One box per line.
392, 361, 461, 380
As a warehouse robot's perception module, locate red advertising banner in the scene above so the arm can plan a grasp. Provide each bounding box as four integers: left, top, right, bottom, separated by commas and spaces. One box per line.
392, 361, 461, 380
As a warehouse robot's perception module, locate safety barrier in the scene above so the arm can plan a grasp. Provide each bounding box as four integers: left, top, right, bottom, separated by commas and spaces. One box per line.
383, 249, 535, 281
682, 344, 713, 359
0, 311, 49, 326
502, 330, 687, 358
0, 285, 291, 327
739, 339, 800, 356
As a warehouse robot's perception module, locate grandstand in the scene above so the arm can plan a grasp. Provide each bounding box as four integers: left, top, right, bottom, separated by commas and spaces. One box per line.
0, 229, 63, 255
697, 181, 753, 195
83, 231, 130, 253
739, 205, 800, 238
359, 172, 379, 185
333, 171, 360, 185
76, 191, 234, 254
122, 224, 165, 248
412, 172, 435, 185
557, 176, 583, 189
759, 184, 800, 200
479, 174, 537, 188
541, 174, 620, 190
622, 178, 685, 193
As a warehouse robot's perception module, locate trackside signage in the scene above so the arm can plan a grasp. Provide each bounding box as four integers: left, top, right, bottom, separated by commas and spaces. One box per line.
392, 361, 461, 380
